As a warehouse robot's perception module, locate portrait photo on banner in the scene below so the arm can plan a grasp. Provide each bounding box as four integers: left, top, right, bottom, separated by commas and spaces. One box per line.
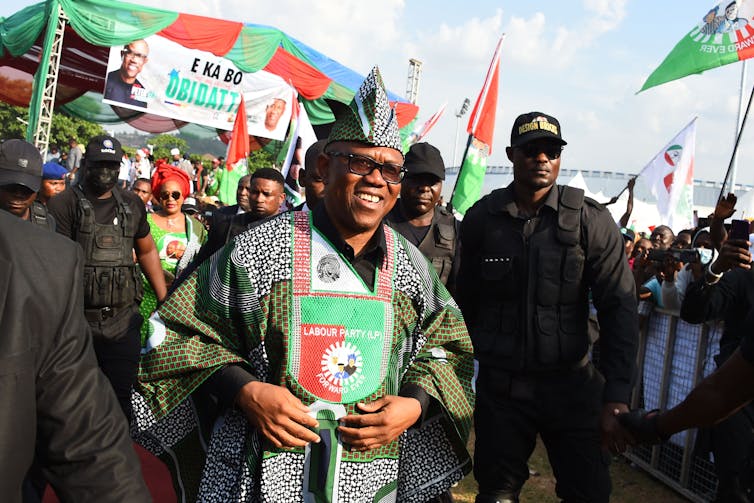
102, 35, 294, 141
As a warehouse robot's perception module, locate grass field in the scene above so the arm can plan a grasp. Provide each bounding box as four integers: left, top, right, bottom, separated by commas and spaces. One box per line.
449, 432, 689, 502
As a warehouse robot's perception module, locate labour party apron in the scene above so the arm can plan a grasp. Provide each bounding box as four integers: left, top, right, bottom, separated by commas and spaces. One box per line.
288, 211, 396, 503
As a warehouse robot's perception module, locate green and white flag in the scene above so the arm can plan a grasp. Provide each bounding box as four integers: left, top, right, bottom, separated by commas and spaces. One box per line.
641, 118, 697, 231
640, 1, 754, 92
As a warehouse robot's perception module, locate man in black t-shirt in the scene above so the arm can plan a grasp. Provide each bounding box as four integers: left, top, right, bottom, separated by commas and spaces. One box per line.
48, 134, 166, 422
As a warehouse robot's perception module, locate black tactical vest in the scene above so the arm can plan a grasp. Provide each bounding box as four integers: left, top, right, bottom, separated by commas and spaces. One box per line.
386, 206, 458, 286
417, 208, 457, 286
29, 200, 56, 232
72, 186, 142, 309
471, 185, 590, 372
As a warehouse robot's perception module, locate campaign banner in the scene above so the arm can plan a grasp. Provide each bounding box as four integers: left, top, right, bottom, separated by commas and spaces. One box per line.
103, 36, 294, 140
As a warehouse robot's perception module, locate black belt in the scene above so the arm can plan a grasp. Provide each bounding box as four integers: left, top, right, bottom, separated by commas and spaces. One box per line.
84, 306, 118, 322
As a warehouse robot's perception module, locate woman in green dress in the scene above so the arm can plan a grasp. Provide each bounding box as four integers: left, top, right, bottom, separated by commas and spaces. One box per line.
139, 161, 206, 342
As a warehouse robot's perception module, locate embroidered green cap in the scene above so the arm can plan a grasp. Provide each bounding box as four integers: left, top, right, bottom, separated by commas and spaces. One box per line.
326, 66, 403, 154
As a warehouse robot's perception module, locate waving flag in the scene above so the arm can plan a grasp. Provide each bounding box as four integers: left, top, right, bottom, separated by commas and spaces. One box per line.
412, 103, 447, 144
640, 1, 754, 92
226, 95, 250, 171
641, 118, 697, 231
212, 95, 251, 204
450, 35, 504, 216
280, 94, 317, 209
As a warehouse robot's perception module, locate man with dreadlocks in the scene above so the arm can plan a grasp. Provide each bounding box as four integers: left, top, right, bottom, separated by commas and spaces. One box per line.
134, 67, 474, 503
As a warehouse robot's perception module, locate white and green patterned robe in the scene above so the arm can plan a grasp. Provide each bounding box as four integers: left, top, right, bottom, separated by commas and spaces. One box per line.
134, 211, 474, 502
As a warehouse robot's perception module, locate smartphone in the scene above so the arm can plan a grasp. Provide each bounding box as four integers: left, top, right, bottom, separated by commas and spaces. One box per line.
729, 219, 750, 241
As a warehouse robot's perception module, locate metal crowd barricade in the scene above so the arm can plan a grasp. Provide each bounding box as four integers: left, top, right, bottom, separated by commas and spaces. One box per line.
623, 303, 723, 502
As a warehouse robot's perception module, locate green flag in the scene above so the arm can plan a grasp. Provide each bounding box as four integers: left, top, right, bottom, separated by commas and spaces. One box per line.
451, 140, 488, 215
640, 1, 754, 92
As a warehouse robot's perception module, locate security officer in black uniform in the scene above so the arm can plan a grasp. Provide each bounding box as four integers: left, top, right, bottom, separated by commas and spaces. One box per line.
0, 139, 56, 231
385, 142, 459, 294
49, 134, 167, 422
457, 112, 638, 503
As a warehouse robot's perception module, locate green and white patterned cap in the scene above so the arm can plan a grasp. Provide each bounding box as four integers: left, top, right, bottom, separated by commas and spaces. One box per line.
327, 66, 403, 155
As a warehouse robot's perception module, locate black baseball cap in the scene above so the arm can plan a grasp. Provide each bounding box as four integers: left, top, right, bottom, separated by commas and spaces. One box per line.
510, 112, 567, 147
0, 139, 43, 192
620, 227, 636, 242
404, 142, 445, 180
85, 134, 122, 164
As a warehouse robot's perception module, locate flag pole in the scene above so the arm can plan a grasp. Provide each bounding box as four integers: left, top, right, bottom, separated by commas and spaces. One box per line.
730, 60, 748, 191
604, 176, 638, 202
717, 81, 754, 203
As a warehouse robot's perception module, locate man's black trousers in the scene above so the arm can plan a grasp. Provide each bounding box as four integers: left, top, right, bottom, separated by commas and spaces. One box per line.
474, 363, 611, 503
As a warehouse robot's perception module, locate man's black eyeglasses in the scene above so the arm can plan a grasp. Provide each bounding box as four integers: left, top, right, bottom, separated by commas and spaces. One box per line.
326, 151, 406, 184
121, 48, 148, 61
517, 143, 563, 160
159, 191, 182, 201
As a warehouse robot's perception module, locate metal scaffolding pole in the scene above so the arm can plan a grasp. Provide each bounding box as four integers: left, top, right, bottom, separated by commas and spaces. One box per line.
27, 0, 66, 158
406, 58, 422, 104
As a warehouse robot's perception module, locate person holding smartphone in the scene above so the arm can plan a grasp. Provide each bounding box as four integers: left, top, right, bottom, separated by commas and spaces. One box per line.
679, 217, 753, 502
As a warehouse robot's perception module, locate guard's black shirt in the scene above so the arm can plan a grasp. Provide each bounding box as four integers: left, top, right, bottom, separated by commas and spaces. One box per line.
457, 182, 638, 404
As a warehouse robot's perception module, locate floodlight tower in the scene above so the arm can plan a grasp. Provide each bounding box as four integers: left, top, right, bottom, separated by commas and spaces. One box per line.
406, 58, 422, 104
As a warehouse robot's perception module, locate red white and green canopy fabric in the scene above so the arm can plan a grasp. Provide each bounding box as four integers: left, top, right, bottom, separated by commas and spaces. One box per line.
0, 0, 418, 134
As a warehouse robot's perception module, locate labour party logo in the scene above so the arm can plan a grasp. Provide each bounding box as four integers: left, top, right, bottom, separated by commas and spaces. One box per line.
321, 341, 363, 385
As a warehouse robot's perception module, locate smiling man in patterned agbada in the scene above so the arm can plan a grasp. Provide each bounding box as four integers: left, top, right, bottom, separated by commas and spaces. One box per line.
134, 67, 474, 503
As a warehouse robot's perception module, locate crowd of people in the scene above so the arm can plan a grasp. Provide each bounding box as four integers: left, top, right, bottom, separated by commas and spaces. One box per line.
2, 68, 754, 503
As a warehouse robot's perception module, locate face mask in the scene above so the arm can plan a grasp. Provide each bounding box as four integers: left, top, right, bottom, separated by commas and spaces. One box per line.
85, 166, 119, 195
698, 248, 714, 266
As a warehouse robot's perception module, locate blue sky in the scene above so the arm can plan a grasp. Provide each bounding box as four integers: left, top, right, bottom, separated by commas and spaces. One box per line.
4, 0, 754, 190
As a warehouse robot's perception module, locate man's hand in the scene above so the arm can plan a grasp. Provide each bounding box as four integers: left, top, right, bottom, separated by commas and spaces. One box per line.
627, 177, 636, 192
617, 409, 669, 445
714, 193, 737, 220
600, 402, 636, 454
338, 395, 421, 452
235, 381, 320, 448
712, 239, 752, 274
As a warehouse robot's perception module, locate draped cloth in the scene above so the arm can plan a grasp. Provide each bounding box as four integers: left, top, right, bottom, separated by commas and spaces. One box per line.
133, 211, 474, 502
